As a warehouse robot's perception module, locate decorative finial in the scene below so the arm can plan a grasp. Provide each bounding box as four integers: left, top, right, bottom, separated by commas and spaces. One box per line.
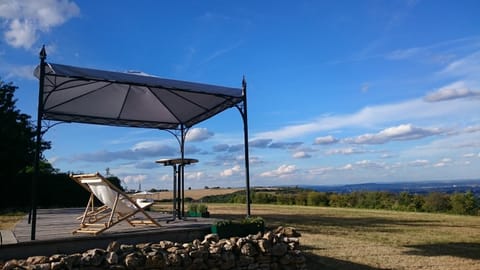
242, 75, 247, 89
39, 45, 47, 60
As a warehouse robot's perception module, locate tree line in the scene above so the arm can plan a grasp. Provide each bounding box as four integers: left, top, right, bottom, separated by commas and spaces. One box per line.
202, 189, 480, 216
0, 79, 124, 211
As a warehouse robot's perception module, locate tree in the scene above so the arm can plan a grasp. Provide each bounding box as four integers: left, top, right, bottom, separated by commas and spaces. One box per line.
0, 80, 50, 182
450, 191, 478, 215
422, 192, 451, 212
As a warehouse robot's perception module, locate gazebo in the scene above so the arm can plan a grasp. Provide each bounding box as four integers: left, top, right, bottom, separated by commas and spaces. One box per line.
31, 46, 251, 240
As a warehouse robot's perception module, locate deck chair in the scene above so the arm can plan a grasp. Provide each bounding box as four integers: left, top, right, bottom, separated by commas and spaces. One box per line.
70, 173, 161, 235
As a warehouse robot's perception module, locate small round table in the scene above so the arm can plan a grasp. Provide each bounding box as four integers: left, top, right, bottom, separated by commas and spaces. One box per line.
156, 158, 198, 222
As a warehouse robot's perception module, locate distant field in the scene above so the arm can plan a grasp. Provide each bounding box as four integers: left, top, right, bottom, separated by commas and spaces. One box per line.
206, 203, 480, 270
131, 188, 242, 201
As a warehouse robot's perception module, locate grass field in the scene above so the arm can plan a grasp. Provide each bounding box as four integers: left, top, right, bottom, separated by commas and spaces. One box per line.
206, 203, 480, 270
0, 212, 25, 230
2, 204, 480, 269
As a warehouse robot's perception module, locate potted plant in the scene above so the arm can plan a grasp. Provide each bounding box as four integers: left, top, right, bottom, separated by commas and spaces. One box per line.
211, 216, 265, 238
188, 203, 210, 217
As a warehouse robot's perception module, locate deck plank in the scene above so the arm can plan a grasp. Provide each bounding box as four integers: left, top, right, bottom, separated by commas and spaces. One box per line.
13, 208, 210, 242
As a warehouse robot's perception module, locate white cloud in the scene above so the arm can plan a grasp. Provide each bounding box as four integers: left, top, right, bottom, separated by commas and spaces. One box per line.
249, 138, 272, 148
433, 158, 453, 168
186, 128, 214, 142
220, 165, 241, 177
2, 64, 36, 80
308, 167, 333, 175
440, 51, 480, 79
326, 147, 364, 155
260, 164, 297, 178
355, 160, 385, 169
254, 95, 478, 141
340, 164, 353, 170
314, 135, 338, 145
293, 151, 311, 159
185, 171, 205, 181
123, 174, 147, 184
408, 159, 429, 167
0, 0, 80, 49
424, 81, 480, 102
345, 124, 443, 145
464, 126, 480, 133
463, 153, 476, 158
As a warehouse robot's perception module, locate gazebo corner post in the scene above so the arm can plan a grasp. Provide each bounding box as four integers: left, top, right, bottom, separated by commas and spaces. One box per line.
180, 125, 186, 218
31, 45, 47, 240
241, 76, 251, 217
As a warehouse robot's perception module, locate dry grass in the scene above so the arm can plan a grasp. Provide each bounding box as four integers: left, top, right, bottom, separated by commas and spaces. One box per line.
131, 188, 241, 201
206, 203, 480, 270
0, 212, 25, 230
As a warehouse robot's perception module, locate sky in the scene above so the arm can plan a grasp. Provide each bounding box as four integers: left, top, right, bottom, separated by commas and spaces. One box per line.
1, 0, 479, 191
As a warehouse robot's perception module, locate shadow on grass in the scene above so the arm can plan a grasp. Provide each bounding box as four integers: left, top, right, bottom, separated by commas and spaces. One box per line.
404, 242, 480, 260
210, 212, 436, 234
302, 247, 387, 270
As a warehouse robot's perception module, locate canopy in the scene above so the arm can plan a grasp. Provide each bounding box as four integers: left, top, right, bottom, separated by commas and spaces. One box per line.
34, 63, 244, 129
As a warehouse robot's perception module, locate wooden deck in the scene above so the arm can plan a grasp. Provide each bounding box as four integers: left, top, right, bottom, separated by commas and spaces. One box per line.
0, 208, 213, 260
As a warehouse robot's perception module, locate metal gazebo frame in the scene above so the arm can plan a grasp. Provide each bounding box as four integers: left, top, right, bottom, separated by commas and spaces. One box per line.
31, 46, 251, 240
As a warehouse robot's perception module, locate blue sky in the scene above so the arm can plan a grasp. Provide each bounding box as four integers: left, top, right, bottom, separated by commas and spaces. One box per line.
1, 0, 479, 190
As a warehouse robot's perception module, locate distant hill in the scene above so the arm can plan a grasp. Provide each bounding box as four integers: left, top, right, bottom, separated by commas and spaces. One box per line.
300, 179, 480, 195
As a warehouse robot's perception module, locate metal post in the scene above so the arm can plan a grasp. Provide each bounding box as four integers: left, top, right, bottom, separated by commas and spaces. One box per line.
31, 45, 46, 240
241, 77, 251, 217
180, 125, 186, 219
172, 164, 177, 220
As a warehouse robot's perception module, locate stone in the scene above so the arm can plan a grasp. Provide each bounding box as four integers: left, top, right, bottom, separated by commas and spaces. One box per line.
81, 249, 105, 266
271, 243, 288, 257
166, 253, 182, 267
240, 242, 258, 257
3, 226, 305, 270
279, 253, 292, 265
159, 240, 174, 249
124, 253, 145, 269
26, 256, 48, 265
145, 254, 165, 268
30, 263, 51, 270
61, 253, 81, 269
50, 261, 64, 270
276, 227, 301, 237
238, 255, 255, 267
257, 239, 272, 253
221, 252, 236, 270
120, 244, 135, 253
203, 233, 219, 243
166, 246, 179, 253
262, 231, 274, 241
192, 239, 202, 248
48, 254, 66, 263
106, 252, 118, 265
209, 245, 222, 254
2, 260, 19, 270
107, 241, 121, 253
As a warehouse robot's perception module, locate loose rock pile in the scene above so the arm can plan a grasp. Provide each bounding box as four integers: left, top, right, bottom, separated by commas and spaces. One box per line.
1, 226, 306, 270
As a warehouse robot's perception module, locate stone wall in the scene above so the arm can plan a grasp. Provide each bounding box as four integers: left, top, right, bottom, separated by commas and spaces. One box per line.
1, 226, 307, 270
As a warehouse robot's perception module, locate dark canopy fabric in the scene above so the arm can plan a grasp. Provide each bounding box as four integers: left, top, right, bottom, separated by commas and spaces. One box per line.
34, 63, 244, 129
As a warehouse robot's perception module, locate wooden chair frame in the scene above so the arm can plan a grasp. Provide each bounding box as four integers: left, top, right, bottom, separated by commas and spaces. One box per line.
70, 173, 161, 235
